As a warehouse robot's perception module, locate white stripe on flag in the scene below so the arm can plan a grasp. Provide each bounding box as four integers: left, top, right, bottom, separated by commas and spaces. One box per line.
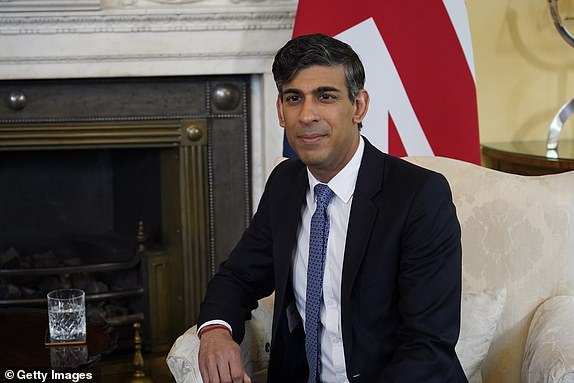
442, 0, 476, 80
336, 18, 434, 156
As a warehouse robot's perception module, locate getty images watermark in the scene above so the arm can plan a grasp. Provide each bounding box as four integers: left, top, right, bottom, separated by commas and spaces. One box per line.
4, 369, 93, 382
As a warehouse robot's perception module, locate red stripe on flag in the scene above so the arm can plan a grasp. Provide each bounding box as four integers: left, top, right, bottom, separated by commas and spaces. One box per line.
388, 114, 407, 158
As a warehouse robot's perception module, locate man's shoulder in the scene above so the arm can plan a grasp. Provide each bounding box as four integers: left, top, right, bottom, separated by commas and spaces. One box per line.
263, 157, 307, 195
267, 157, 305, 184
362, 139, 441, 181
359, 142, 450, 203
273, 157, 305, 174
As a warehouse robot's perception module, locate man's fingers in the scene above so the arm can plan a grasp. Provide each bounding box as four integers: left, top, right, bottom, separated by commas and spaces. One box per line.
198, 353, 211, 383
205, 353, 222, 383
200, 355, 250, 383
215, 351, 234, 383
228, 349, 247, 383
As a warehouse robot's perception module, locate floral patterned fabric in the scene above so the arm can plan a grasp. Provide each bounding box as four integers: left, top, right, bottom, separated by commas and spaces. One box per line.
457, 288, 507, 381
406, 156, 574, 383
523, 296, 574, 383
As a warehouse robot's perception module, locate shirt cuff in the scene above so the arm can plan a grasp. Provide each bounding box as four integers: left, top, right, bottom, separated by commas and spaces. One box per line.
197, 320, 233, 336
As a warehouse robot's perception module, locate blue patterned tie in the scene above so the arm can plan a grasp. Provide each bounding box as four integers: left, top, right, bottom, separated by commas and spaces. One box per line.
305, 183, 335, 383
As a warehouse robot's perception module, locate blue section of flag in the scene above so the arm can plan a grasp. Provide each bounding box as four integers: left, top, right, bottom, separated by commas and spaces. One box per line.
282, 132, 297, 158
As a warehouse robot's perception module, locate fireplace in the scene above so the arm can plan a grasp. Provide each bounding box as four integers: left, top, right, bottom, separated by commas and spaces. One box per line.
0, 4, 296, 373
0, 75, 252, 353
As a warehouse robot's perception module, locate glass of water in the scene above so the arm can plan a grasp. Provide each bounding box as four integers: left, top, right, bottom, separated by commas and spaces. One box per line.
47, 289, 87, 343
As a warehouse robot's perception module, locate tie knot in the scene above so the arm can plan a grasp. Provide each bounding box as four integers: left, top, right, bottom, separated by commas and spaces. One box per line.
314, 184, 334, 209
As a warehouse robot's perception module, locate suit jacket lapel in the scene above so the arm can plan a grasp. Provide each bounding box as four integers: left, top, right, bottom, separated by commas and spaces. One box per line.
341, 138, 386, 356
272, 162, 308, 337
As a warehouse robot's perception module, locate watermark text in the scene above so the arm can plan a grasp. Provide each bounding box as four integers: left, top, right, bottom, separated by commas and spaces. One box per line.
3, 369, 93, 382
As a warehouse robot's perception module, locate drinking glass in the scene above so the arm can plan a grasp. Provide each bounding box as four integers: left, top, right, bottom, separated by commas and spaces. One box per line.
47, 289, 87, 343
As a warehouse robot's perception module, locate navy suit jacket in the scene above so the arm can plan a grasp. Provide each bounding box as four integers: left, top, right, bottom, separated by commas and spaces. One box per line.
198, 138, 467, 382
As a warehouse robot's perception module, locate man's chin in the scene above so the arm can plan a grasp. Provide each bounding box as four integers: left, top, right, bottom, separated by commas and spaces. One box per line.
296, 153, 325, 168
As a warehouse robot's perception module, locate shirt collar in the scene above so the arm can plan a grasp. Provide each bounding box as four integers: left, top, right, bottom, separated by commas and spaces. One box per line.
307, 136, 364, 204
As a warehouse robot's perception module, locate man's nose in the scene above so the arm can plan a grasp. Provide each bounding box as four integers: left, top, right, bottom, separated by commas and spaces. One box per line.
299, 99, 319, 125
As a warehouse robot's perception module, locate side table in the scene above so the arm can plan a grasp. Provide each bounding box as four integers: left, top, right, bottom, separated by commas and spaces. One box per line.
0, 308, 112, 372
481, 140, 574, 175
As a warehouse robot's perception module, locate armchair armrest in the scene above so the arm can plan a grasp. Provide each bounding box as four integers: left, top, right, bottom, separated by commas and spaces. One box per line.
523, 296, 574, 383
166, 294, 274, 383
165, 324, 210, 383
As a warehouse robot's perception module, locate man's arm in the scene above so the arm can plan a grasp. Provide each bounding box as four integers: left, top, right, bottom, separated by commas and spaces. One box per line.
196, 162, 284, 383
384, 172, 465, 382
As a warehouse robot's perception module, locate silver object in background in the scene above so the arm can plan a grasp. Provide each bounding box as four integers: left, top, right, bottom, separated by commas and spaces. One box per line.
549, 0, 574, 47
546, 99, 574, 158
546, 0, 574, 158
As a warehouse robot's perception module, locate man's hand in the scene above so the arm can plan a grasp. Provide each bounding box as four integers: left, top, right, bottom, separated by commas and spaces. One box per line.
198, 328, 252, 383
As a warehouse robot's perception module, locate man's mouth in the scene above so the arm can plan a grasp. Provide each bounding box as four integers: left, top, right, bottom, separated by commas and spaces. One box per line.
298, 133, 326, 145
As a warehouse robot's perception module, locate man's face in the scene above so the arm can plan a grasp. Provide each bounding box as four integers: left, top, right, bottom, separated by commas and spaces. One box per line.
276, 65, 369, 183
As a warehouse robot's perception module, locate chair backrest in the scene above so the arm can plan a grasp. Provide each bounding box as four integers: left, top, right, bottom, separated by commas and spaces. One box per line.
405, 156, 574, 383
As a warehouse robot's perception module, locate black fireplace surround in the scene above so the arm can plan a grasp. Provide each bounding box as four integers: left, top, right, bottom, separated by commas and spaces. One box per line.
0, 75, 252, 354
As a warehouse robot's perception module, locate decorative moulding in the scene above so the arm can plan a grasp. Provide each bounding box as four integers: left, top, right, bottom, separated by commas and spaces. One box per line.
0, 0, 290, 12
0, 8, 296, 36
0, 51, 278, 65
0, 0, 100, 12
0, 2, 296, 78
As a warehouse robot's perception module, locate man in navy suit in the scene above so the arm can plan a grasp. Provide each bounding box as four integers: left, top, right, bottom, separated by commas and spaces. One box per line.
197, 34, 467, 383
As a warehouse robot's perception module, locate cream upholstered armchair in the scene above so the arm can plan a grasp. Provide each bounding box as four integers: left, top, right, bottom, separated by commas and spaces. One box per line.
167, 156, 574, 383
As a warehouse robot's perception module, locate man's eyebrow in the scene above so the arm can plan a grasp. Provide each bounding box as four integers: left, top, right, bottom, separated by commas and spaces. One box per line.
282, 88, 302, 95
315, 86, 342, 93
282, 86, 342, 95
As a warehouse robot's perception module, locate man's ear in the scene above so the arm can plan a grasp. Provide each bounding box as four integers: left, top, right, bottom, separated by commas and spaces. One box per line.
352, 89, 369, 125
276, 95, 285, 128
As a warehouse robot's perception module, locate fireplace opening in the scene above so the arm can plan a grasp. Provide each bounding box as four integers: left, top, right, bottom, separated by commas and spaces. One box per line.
0, 148, 162, 252
0, 147, 168, 350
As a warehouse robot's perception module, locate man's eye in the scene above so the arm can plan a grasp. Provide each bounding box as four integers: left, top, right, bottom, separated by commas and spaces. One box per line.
285, 95, 301, 103
318, 94, 336, 101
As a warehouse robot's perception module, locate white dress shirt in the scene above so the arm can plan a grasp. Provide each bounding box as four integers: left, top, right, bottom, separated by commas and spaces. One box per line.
293, 137, 364, 383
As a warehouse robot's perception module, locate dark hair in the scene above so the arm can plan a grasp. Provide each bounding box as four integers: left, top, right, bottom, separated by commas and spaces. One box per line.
272, 33, 366, 103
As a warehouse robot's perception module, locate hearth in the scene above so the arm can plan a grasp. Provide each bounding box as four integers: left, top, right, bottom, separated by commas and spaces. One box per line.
0, 75, 252, 353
